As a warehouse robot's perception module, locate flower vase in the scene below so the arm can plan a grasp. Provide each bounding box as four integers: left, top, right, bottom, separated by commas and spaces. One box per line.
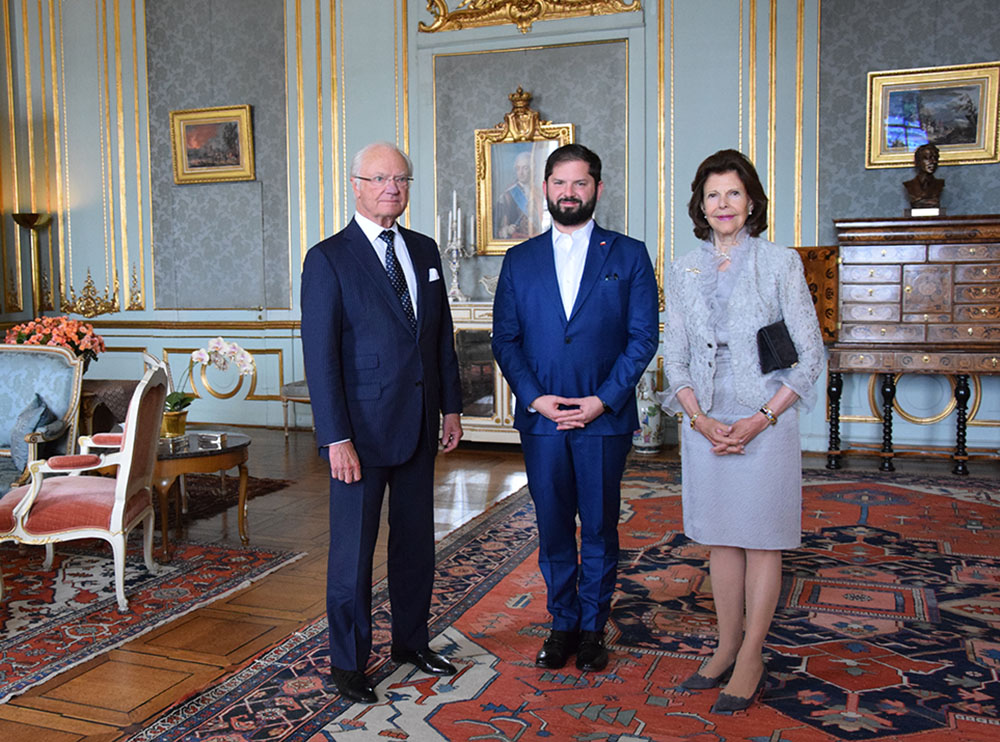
161, 410, 188, 438
632, 370, 663, 454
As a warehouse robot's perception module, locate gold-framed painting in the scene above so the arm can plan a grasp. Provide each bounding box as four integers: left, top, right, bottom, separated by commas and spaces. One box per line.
169, 105, 255, 184
865, 62, 1000, 168
475, 88, 573, 255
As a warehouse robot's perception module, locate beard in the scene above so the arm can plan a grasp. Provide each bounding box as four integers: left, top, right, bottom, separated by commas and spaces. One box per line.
547, 193, 597, 227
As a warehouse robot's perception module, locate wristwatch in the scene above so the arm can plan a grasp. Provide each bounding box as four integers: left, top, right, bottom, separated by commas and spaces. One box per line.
601, 399, 613, 415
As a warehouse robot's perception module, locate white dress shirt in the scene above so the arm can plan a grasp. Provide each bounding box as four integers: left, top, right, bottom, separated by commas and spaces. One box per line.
551, 219, 594, 319
354, 211, 419, 319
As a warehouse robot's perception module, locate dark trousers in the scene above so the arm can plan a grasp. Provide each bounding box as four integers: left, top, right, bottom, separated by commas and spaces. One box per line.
520, 431, 632, 633
325, 430, 435, 672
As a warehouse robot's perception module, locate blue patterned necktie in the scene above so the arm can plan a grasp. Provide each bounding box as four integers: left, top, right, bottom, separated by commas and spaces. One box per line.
380, 229, 417, 332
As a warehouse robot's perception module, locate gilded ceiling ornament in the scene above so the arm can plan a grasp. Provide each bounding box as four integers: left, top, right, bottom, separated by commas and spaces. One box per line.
61, 269, 120, 318
419, 0, 641, 34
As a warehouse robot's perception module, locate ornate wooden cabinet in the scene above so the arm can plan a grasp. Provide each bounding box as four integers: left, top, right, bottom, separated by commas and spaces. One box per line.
827, 215, 1000, 474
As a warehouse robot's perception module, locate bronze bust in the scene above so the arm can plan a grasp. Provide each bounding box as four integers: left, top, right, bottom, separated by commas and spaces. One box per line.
903, 143, 944, 209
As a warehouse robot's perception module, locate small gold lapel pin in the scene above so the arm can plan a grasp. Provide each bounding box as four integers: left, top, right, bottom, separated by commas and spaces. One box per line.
685, 267, 701, 274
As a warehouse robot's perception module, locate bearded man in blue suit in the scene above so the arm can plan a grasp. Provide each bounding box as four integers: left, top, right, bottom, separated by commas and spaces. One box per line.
492, 144, 659, 672
301, 142, 463, 704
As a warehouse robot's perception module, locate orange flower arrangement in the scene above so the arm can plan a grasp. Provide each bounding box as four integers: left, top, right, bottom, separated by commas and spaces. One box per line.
5, 315, 106, 366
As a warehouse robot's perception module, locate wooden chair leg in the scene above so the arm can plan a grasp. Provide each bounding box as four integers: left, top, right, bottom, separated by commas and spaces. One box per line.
282, 398, 290, 438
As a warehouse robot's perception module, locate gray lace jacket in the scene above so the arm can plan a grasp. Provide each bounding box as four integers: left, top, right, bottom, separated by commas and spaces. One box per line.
660, 236, 825, 414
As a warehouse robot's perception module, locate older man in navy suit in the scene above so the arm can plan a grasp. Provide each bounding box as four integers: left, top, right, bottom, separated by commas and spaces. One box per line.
492, 144, 658, 672
301, 142, 463, 704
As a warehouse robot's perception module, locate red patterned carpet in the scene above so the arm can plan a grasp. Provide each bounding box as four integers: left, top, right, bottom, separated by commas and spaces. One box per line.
0, 540, 301, 703
129, 461, 1000, 741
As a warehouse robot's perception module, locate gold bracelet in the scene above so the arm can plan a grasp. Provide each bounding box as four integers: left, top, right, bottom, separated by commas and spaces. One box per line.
689, 412, 701, 429
759, 405, 778, 426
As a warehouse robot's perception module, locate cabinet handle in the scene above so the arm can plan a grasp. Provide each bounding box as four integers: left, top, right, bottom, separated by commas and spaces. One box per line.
968, 327, 974, 336
969, 247, 977, 254
880, 249, 887, 256
992, 357, 998, 368
869, 269, 875, 277
984, 268, 990, 276
868, 307, 874, 315
868, 288, 874, 296
904, 285, 912, 293
923, 355, 930, 363
983, 287, 989, 295
880, 328, 886, 335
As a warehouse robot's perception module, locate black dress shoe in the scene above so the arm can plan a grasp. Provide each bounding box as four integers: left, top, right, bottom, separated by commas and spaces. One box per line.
679, 660, 735, 690
710, 664, 768, 714
330, 666, 377, 704
390, 647, 457, 675
535, 629, 579, 669
575, 630, 608, 672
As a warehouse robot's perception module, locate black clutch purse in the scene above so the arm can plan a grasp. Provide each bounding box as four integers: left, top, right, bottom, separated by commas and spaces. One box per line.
757, 319, 798, 374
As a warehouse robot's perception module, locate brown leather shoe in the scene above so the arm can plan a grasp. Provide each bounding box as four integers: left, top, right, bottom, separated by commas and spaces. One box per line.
535, 629, 579, 669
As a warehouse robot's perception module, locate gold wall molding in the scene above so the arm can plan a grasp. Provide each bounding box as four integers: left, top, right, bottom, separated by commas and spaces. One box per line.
88, 319, 301, 331
419, 0, 641, 34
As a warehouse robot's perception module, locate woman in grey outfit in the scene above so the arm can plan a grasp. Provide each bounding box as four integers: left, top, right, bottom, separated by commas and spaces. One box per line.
659, 149, 823, 713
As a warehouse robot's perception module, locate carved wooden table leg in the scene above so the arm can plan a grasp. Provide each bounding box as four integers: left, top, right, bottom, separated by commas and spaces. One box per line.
879, 373, 896, 472
826, 372, 843, 469
953, 374, 970, 476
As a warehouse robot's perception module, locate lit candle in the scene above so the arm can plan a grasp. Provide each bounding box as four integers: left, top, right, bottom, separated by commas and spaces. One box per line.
452, 189, 457, 218
468, 213, 475, 249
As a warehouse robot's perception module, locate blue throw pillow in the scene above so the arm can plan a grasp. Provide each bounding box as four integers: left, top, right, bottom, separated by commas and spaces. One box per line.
10, 393, 58, 472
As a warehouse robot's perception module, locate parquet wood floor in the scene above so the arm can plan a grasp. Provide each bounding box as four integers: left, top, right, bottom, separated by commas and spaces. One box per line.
0, 427, 528, 740
0, 425, 973, 740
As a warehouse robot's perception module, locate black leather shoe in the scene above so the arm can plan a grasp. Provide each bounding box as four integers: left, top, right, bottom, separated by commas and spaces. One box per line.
330, 666, 377, 704
680, 660, 735, 690
710, 664, 768, 714
575, 630, 608, 672
535, 630, 579, 669
390, 647, 457, 675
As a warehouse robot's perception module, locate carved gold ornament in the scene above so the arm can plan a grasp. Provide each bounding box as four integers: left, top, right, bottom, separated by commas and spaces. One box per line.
419, 0, 641, 34
61, 269, 120, 318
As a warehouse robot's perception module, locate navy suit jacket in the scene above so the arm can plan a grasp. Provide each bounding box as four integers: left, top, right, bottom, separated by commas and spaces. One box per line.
491, 223, 659, 436
300, 218, 462, 467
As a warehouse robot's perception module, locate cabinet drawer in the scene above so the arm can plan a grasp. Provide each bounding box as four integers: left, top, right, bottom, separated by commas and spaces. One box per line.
902, 264, 951, 313
927, 324, 1000, 342
955, 305, 1000, 322
840, 265, 901, 283
902, 312, 951, 323
930, 243, 1000, 261
841, 303, 900, 322
955, 284, 1000, 302
840, 323, 925, 343
842, 284, 901, 303
955, 263, 1000, 282
841, 245, 925, 264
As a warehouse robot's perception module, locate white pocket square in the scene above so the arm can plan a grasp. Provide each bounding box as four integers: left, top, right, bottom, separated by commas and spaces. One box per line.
429, 268, 440, 282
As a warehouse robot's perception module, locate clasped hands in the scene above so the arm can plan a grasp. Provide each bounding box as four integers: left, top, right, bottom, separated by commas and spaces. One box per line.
532, 394, 605, 430
693, 412, 770, 455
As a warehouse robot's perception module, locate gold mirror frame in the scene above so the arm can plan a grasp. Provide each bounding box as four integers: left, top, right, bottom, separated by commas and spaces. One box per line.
865, 62, 1000, 169
474, 88, 573, 255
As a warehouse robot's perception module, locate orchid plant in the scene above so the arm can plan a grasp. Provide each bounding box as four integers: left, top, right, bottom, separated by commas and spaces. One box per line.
165, 337, 256, 412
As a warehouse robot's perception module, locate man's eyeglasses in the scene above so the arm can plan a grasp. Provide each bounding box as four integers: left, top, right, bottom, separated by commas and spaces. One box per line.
354, 175, 413, 188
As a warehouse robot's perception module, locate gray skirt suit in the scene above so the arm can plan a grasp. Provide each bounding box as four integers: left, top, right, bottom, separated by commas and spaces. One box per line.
660, 236, 824, 550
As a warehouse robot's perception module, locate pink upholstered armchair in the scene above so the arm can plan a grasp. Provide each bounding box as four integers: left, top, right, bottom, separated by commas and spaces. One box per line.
0, 366, 167, 611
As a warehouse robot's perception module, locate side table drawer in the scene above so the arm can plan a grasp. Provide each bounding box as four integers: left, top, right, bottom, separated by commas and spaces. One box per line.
927, 325, 1000, 343
841, 245, 925, 263
842, 303, 900, 322
841, 265, 901, 283
840, 323, 926, 343
930, 243, 1000, 261
956, 263, 1000, 282
955, 305, 1000, 322
842, 284, 901, 303
955, 284, 1000, 302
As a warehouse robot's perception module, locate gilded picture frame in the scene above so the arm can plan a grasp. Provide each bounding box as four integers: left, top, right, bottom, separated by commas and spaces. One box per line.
169, 105, 255, 184
866, 62, 1000, 168
475, 88, 573, 255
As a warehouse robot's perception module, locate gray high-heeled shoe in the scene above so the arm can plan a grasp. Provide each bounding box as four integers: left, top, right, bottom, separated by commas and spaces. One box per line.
679, 660, 735, 690
710, 664, 768, 714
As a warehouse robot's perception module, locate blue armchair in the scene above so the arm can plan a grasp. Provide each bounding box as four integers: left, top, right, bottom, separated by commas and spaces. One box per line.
0, 344, 84, 492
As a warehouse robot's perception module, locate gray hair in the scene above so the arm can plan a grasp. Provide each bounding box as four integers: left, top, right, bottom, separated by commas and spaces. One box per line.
349, 141, 413, 178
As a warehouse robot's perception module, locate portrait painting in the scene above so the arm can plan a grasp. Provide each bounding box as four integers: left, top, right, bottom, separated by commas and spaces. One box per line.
866, 62, 999, 168
170, 105, 255, 184
489, 140, 557, 243
474, 88, 573, 254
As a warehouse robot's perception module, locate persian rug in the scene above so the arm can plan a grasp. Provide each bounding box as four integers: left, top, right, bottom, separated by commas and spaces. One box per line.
0, 539, 302, 704
168, 473, 294, 525
129, 461, 1000, 741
